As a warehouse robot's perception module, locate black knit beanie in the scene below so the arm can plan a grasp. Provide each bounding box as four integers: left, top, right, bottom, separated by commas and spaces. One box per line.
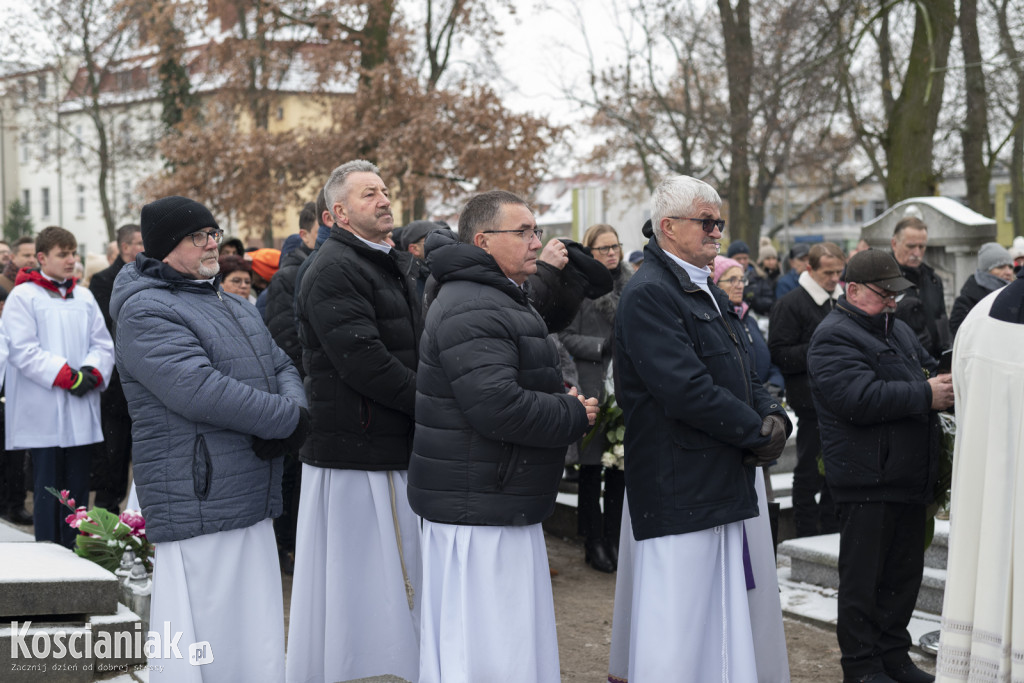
140, 196, 220, 261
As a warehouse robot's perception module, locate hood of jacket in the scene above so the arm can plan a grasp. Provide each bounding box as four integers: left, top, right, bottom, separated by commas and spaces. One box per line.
110, 253, 220, 325
424, 228, 528, 305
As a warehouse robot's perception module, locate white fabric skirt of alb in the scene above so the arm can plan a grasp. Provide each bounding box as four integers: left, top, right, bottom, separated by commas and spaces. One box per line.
149, 518, 284, 682
286, 466, 421, 683
418, 520, 560, 683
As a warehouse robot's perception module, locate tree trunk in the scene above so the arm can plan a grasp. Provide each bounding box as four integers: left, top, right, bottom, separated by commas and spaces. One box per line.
882, 0, 957, 204
717, 0, 756, 247
959, 0, 990, 214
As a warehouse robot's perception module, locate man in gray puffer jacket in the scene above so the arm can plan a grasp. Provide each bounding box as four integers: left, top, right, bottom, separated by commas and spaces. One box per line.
111, 196, 309, 682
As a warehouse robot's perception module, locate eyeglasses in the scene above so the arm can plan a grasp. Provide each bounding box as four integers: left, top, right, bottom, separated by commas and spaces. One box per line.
591, 243, 622, 256
481, 227, 544, 242
718, 276, 748, 287
668, 216, 726, 234
862, 283, 905, 303
190, 229, 224, 247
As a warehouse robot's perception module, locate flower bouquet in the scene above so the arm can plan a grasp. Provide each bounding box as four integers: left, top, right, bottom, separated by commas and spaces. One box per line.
44, 487, 154, 573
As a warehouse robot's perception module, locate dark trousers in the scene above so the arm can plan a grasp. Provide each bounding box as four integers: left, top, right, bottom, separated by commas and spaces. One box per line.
32, 446, 93, 548
835, 501, 925, 679
577, 465, 625, 545
792, 413, 839, 536
1, 450, 28, 514
92, 408, 132, 512
273, 453, 302, 553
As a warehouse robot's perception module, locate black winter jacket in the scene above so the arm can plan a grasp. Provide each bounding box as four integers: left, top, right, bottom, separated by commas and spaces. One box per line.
407, 231, 591, 526
807, 297, 939, 504
297, 228, 422, 470
949, 273, 1006, 340
894, 259, 950, 359
614, 237, 789, 542
263, 243, 311, 372
87, 257, 130, 415
768, 284, 837, 415
745, 266, 778, 315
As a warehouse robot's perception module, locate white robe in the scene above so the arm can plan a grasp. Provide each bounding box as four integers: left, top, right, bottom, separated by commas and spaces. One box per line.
286, 466, 421, 683
418, 521, 559, 683
149, 518, 284, 682
3, 280, 113, 449
936, 290, 1024, 682
611, 471, 789, 682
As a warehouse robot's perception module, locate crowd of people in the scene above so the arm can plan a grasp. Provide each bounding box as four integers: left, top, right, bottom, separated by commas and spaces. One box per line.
0, 163, 1021, 682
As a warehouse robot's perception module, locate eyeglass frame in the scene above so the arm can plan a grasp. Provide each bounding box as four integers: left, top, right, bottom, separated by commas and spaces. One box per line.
667, 216, 726, 234
591, 243, 622, 256
718, 275, 748, 287
481, 227, 544, 242
190, 229, 225, 247
860, 282, 906, 303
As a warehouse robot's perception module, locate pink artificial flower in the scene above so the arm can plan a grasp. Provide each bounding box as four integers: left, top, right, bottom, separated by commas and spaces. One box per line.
119, 509, 146, 537
59, 489, 75, 508
65, 507, 89, 531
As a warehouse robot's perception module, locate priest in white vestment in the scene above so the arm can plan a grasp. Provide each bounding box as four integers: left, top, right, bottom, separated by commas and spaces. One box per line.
937, 277, 1024, 681
407, 193, 596, 683
612, 175, 791, 681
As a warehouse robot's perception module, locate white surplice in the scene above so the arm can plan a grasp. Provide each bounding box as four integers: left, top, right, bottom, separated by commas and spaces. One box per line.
610, 472, 789, 683
937, 290, 1024, 682
286, 466, 421, 683
418, 520, 560, 683
149, 518, 284, 683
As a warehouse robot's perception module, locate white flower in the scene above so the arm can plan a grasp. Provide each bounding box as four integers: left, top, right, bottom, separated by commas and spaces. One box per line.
601, 451, 617, 468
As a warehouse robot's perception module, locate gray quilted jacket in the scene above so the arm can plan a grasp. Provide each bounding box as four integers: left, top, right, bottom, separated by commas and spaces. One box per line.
110, 254, 305, 543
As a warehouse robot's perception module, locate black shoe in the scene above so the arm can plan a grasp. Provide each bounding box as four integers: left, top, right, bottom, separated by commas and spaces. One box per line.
843, 673, 897, 683
584, 538, 615, 573
606, 538, 619, 570
6, 507, 33, 526
885, 661, 934, 683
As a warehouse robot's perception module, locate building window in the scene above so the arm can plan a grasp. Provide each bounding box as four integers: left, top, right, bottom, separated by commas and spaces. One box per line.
832, 202, 843, 224
42, 188, 50, 218
872, 200, 886, 218
23, 189, 30, 214
277, 106, 284, 120
853, 204, 864, 223
39, 130, 49, 164
1006, 196, 1014, 221
77, 185, 86, 216
20, 133, 30, 163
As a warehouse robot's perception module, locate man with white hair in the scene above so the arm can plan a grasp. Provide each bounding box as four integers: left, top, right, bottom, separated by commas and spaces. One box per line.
288, 160, 423, 683
614, 175, 791, 680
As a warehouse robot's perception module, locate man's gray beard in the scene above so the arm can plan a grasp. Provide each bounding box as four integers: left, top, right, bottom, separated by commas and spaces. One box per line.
198, 261, 220, 279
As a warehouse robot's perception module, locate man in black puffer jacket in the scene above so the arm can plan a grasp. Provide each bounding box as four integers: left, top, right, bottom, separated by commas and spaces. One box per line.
409, 191, 596, 683
288, 160, 424, 683
263, 201, 317, 371
808, 249, 954, 683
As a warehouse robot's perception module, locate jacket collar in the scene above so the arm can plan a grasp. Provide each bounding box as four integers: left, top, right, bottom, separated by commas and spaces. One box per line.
15, 268, 77, 298
798, 270, 842, 306
836, 294, 893, 337
643, 237, 733, 314
424, 229, 529, 305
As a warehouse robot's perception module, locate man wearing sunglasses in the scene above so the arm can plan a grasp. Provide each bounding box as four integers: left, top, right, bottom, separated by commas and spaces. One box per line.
807, 249, 953, 683
111, 196, 309, 681
613, 175, 791, 681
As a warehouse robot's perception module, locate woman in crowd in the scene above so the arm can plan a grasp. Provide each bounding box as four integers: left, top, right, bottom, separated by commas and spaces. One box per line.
714, 256, 784, 398
950, 241, 1016, 339
747, 237, 781, 316
558, 223, 632, 573
219, 254, 254, 303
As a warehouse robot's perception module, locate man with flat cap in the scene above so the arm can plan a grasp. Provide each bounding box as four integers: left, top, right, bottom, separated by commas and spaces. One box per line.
808, 249, 953, 683
110, 195, 310, 681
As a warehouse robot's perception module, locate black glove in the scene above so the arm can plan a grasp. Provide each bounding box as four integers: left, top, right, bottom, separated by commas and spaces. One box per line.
252, 408, 311, 461
280, 408, 312, 454
68, 366, 101, 397
745, 413, 788, 466
252, 436, 286, 461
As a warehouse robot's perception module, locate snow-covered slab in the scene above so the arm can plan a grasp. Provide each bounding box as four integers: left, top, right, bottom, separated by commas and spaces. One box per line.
0, 543, 118, 618
0, 519, 35, 542
779, 565, 942, 655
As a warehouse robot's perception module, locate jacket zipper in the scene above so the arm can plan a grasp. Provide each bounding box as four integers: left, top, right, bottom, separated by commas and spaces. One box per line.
217, 287, 275, 515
